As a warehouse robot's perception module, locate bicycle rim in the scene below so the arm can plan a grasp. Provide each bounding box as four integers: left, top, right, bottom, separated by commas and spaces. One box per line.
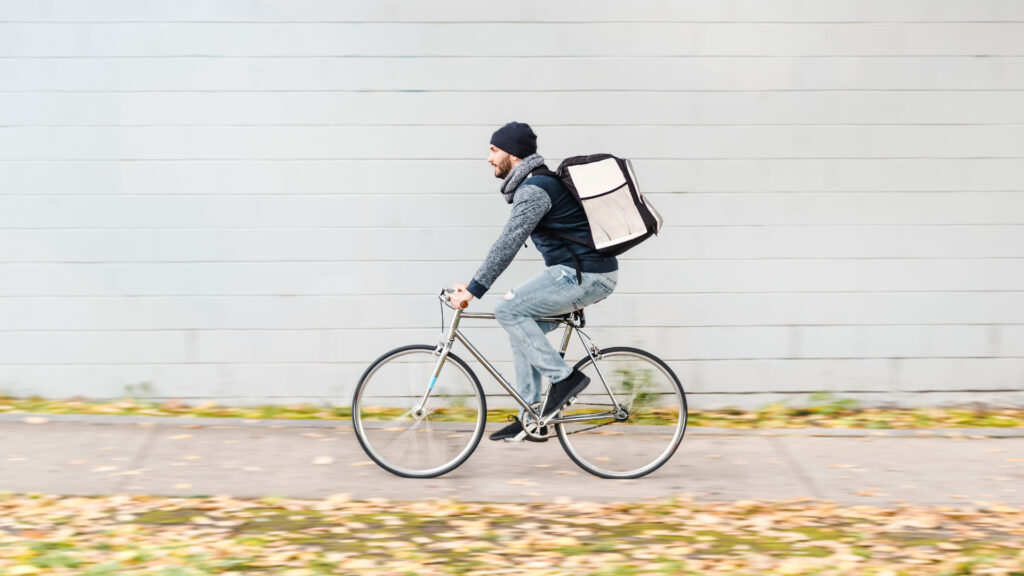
556, 347, 687, 479
352, 345, 486, 478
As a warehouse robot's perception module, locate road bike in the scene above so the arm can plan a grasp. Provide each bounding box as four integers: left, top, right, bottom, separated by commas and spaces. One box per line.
352, 288, 687, 479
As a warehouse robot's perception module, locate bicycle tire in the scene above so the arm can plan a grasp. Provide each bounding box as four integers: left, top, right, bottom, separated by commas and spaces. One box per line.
352, 344, 486, 478
555, 347, 688, 479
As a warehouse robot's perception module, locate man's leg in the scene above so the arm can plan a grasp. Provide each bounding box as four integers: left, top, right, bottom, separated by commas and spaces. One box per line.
494, 267, 580, 402
489, 266, 617, 440
494, 265, 617, 407
511, 328, 556, 419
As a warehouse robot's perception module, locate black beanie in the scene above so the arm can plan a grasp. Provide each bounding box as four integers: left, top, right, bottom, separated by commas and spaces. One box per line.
490, 121, 537, 159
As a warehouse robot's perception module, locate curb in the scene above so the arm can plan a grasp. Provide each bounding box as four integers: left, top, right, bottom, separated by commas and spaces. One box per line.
1, 412, 1023, 438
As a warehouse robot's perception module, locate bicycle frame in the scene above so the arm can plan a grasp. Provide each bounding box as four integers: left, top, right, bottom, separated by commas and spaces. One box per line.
417, 304, 625, 427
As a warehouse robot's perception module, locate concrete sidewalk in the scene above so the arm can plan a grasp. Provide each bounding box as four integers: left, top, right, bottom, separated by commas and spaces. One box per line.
1, 413, 1021, 506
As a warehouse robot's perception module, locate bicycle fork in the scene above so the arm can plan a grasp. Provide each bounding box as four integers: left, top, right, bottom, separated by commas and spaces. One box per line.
411, 307, 465, 417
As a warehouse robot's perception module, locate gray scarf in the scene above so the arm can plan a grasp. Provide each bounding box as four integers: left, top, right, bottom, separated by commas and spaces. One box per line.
499, 153, 546, 204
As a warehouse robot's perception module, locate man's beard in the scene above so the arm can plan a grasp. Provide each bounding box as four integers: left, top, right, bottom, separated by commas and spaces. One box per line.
493, 156, 512, 179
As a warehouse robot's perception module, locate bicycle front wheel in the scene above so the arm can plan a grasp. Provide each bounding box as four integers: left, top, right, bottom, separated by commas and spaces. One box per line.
352, 345, 486, 478
556, 347, 687, 479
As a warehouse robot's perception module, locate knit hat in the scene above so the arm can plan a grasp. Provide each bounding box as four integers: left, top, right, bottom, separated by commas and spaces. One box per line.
490, 121, 537, 159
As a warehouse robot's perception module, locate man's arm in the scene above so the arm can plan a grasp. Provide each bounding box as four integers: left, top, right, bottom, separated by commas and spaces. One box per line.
464, 184, 552, 299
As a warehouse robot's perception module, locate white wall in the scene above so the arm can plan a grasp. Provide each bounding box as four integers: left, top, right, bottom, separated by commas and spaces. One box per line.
1, 0, 1023, 409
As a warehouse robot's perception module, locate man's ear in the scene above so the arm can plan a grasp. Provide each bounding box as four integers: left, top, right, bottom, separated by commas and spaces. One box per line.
510, 155, 523, 167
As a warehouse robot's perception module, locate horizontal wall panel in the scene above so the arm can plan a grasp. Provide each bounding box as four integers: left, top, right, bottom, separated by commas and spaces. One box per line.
680, 357, 1024, 393
1, 0, 1022, 24
3, 259, 1024, 296
3, 159, 1022, 195
998, 326, 1024, 356
0, 324, 1006, 365
3, 226, 1024, 262
3, 57, 1023, 91
6, 92, 1024, 126
5, 125, 1024, 161
2, 193, 1021, 229
690, 391, 1024, 410
4, 23, 1024, 57
1, 358, 1021, 407
0, 293, 1021, 330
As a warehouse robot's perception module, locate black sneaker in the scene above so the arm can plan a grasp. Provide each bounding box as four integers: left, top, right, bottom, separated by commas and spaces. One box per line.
489, 418, 525, 441
541, 370, 591, 418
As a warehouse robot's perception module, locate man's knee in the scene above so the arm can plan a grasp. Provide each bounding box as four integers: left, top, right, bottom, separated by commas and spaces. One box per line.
493, 297, 515, 325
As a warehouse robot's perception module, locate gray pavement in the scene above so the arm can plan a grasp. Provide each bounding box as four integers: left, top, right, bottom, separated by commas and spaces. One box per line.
1, 413, 1021, 507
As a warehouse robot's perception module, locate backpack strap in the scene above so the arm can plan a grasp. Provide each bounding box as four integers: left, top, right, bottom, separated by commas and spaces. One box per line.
528, 165, 559, 180
526, 165, 587, 284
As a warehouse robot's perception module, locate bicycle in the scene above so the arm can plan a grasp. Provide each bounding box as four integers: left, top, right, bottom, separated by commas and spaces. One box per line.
351, 288, 688, 479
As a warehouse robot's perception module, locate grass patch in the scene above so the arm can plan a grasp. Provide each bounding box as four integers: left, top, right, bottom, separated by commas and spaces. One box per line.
0, 392, 1021, 429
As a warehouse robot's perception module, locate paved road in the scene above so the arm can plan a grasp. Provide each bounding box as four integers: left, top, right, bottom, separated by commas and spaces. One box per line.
1, 414, 1021, 506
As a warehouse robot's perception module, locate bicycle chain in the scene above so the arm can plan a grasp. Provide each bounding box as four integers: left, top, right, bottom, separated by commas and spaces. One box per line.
559, 402, 624, 435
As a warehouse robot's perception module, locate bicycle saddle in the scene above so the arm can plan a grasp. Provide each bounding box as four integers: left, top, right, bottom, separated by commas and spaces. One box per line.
556, 309, 586, 327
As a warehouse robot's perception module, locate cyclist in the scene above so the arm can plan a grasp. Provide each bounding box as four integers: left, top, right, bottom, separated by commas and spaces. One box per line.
449, 122, 619, 441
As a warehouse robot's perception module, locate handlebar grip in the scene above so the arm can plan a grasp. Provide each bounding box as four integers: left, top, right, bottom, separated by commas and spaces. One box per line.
458, 300, 468, 309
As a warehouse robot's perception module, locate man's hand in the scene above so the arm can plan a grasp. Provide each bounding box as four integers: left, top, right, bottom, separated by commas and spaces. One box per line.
450, 283, 474, 309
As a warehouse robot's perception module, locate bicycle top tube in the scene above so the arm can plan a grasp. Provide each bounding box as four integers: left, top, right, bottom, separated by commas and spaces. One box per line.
458, 311, 578, 324
439, 287, 583, 325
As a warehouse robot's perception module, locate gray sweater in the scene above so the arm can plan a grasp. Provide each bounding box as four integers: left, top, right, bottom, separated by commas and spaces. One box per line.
466, 185, 551, 298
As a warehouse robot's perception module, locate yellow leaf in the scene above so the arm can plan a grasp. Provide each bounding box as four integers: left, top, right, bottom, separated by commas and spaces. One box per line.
341, 559, 376, 569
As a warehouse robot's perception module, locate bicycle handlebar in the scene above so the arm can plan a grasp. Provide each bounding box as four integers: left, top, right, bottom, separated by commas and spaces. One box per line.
439, 287, 468, 309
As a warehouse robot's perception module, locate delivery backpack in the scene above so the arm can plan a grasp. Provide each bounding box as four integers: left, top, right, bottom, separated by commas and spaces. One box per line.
534, 154, 663, 256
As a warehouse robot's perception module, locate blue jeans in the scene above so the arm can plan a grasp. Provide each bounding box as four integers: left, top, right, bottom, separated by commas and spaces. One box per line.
492, 264, 618, 416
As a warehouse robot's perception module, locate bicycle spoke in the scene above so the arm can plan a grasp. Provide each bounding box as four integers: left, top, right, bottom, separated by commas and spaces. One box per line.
556, 348, 687, 479
353, 346, 486, 478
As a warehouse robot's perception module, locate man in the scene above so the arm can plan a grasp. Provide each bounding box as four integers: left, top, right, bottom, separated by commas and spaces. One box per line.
449, 122, 619, 442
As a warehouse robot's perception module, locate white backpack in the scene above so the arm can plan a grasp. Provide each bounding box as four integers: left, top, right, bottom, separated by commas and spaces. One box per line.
543, 154, 663, 255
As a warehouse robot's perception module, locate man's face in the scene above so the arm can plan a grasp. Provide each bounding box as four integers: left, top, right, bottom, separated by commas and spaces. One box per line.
488, 145, 514, 179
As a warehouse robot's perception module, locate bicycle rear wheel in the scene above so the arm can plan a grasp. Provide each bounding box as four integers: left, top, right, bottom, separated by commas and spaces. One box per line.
352, 345, 486, 478
556, 347, 687, 479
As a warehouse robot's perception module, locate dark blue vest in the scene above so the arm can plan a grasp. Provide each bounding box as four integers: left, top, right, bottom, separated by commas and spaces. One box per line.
522, 173, 618, 277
